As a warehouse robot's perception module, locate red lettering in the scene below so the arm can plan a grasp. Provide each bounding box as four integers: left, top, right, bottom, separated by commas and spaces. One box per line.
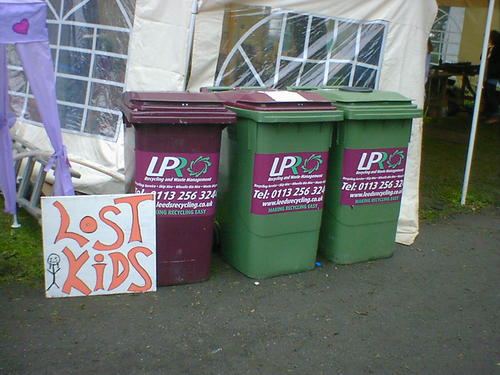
127, 246, 153, 292
108, 252, 130, 291
92, 263, 106, 291
62, 247, 91, 295
115, 194, 154, 243
53, 201, 89, 247
93, 206, 124, 251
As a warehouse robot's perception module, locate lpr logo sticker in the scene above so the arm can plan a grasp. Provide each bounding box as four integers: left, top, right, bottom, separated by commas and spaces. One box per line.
145, 155, 213, 178
357, 150, 406, 171
252, 152, 328, 215
341, 147, 408, 206
135, 151, 220, 217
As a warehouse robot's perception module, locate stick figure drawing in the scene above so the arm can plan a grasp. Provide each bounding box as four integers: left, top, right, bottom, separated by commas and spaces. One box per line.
46, 253, 61, 291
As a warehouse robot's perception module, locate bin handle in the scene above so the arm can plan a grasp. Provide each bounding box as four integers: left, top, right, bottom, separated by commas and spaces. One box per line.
248, 122, 256, 150
339, 86, 373, 93
327, 123, 333, 149
335, 124, 342, 146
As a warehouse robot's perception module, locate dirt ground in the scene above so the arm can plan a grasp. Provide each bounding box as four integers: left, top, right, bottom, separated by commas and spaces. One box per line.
1, 208, 499, 375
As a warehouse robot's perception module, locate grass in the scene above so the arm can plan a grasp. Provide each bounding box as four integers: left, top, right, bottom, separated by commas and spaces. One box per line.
420, 113, 500, 221
0, 206, 44, 285
0, 112, 498, 283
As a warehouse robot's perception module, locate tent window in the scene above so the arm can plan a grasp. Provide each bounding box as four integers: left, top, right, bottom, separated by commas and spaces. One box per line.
7, 0, 136, 141
430, 6, 465, 65
215, 6, 388, 89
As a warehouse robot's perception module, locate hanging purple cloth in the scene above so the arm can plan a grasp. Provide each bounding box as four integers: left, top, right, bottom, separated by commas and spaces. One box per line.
0, 0, 74, 214
0, 45, 17, 214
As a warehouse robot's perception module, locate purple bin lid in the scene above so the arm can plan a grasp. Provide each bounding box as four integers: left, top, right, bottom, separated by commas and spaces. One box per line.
121, 91, 237, 125
214, 90, 336, 112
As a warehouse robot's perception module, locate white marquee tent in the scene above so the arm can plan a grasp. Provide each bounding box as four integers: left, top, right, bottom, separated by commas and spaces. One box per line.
6, 0, 498, 244
125, 0, 437, 245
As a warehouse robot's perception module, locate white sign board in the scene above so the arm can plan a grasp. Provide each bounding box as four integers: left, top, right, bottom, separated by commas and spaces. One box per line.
41, 194, 156, 298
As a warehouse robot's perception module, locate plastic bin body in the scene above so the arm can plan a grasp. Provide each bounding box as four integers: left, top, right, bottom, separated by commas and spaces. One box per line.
122, 92, 236, 285
314, 88, 422, 264
215, 90, 343, 278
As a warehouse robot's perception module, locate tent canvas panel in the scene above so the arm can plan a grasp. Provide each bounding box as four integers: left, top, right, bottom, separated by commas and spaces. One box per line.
6, 0, 444, 246
185, 0, 436, 244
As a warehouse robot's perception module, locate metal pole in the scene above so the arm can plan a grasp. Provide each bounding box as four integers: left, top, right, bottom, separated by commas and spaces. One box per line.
460, 0, 496, 205
183, 0, 199, 91
11, 213, 21, 228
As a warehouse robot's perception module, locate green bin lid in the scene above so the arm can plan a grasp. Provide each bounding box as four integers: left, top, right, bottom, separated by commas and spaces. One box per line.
214, 89, 343, 123
314, 87, 422, 120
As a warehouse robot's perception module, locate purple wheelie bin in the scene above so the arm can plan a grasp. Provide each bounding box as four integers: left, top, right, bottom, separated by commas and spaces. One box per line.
122, 91, 236, 286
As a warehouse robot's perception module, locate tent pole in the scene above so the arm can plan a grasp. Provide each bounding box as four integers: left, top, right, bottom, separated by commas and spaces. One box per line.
183, 0, 199, 91
11, 213, 20, 229
460, 0, 496, 206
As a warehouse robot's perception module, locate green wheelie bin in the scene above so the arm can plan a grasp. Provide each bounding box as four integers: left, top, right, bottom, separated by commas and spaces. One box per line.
214, 89, 343, 278
315, 87, 422, 264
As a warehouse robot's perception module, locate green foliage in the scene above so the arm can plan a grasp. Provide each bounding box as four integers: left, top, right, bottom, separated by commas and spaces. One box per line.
0, 204, 44, 284
420, 114, 500, 221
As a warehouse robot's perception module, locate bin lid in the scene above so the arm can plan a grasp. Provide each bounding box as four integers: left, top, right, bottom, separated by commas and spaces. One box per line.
214, 90, 343, 123
314, 87, 422, 120
121, 91, 237, 125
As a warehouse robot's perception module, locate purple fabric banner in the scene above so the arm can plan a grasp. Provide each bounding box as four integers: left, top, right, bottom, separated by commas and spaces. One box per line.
0, 1, 49, 44
15, 42, 74, 196
0, 1, 74, 215
0, 45, 17, 214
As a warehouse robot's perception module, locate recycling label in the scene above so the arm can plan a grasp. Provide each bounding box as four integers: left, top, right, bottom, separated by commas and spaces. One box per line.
251, 152, 329, 215
341, 147, 408, 206
135, 151, 219, 216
